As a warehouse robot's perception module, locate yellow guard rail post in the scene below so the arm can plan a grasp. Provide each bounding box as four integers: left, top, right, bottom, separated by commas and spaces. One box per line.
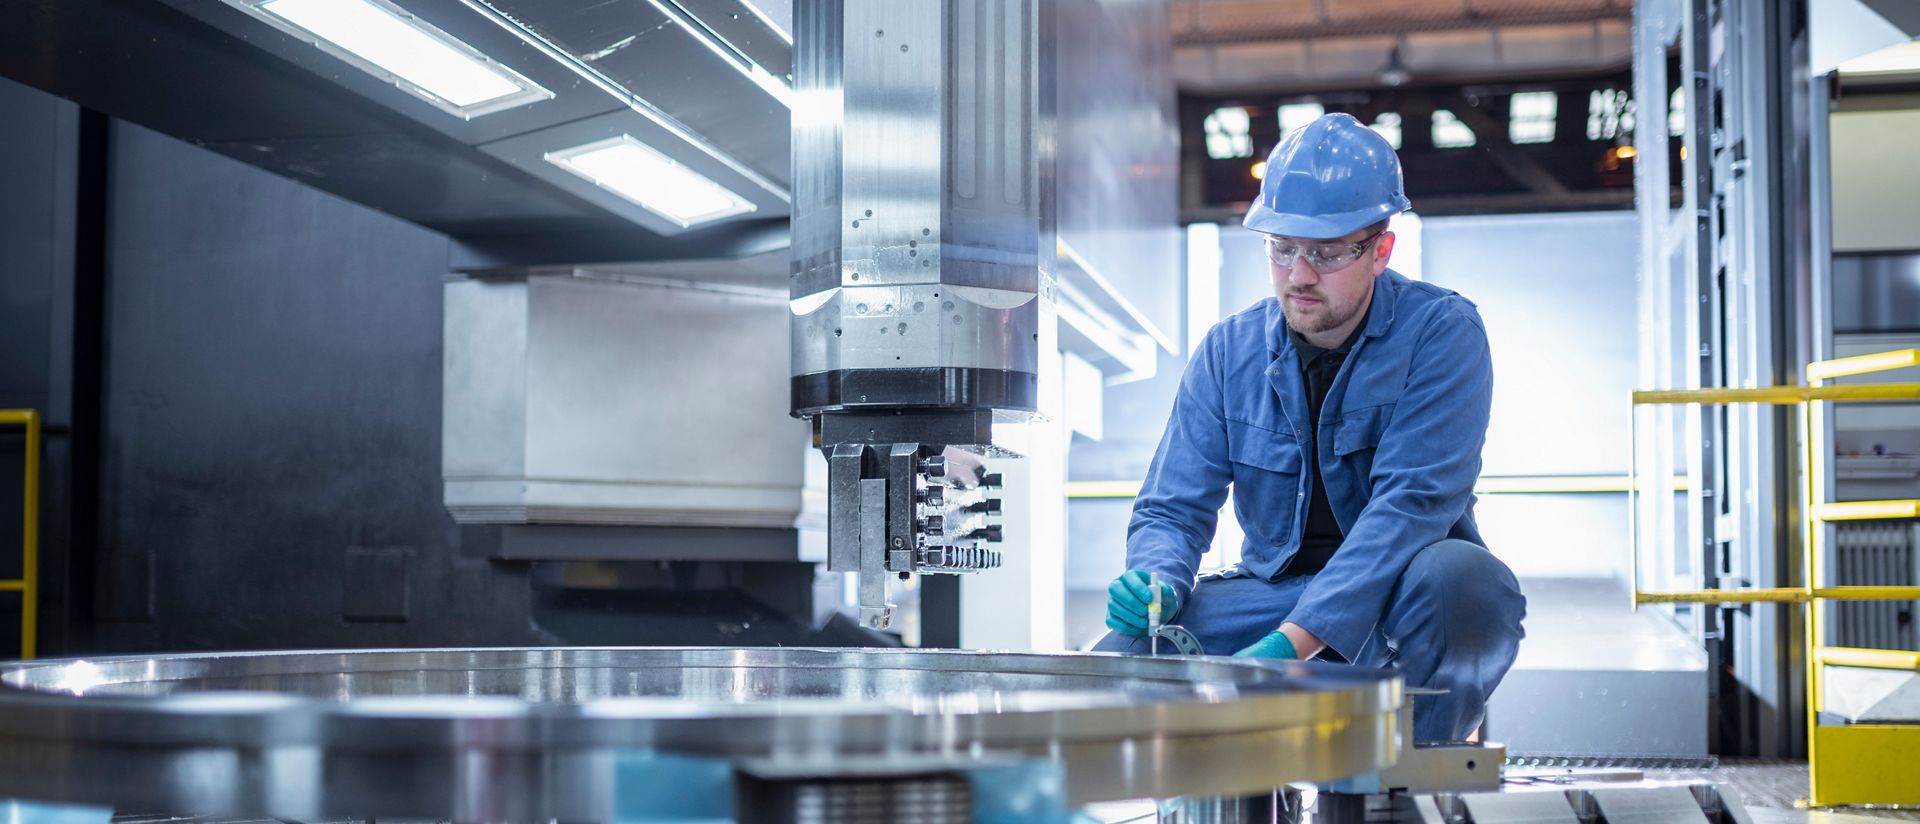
1803, 350, 1920, 805
1630, 349, 1920, 806
0, 410, 38, 660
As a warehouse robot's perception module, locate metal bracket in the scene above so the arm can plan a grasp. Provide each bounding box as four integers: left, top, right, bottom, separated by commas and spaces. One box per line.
1328, 699, 1503, 795
1149, 624, 1205, 656
824, 441, 1007, 630
856, 478, 894, 629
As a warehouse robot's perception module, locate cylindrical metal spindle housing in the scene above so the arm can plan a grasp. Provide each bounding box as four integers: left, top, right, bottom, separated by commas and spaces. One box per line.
789, 0, 1054, 419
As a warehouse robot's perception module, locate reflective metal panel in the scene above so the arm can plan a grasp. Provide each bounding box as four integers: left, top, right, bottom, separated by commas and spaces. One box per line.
789, 0, 1052, 392
1833, 253, 1920, 334
788, 0, 1059, 630
1055, 0, 1180, 351
0, 648, 1399, 819
443, 275, 807, 527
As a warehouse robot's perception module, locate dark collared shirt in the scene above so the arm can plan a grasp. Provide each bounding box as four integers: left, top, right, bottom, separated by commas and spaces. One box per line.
1283, 304, 1370, 575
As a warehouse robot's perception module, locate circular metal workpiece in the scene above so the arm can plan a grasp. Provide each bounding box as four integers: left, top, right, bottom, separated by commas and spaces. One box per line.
0, 647, 1399, 820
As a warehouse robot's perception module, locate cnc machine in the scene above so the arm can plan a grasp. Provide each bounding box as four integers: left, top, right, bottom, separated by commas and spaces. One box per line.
788, 0, 1055, 629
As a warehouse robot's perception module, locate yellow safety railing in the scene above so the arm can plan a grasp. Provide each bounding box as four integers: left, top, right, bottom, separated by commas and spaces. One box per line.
1630, 349, 1920, 807
0, 410, 38, 660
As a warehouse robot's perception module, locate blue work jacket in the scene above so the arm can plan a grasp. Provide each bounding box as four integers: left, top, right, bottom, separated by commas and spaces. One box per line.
1128, 268, 1491, 659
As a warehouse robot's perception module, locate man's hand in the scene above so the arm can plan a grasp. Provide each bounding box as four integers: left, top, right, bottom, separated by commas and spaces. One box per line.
1232, 629, 1296, 659
1105, 569, 1179, 637
1232, 622, 1327, 659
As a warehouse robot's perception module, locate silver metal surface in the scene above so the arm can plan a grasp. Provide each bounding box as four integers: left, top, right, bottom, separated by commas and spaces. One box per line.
1456, 790, 1585, 824
1327, 700, 1503, 797
1583, 786, 1712, 824
1154, 792, 1289, 824
1053, 0, 1179, 356
789, 0, 1053, 380
857, 476, 892, 626
441, 274, 807, 528
1821, 665, 1920, 723
0, 648, 1400, 820
1376, 720, 1504, 794
791, 0, 1058, 630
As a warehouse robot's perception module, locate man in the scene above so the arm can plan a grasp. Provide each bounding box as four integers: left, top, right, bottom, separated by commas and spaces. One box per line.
1093, 113, 1526, 743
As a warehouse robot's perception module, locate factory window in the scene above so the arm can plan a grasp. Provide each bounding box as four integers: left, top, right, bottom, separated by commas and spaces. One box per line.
1431, 109, 1476, 149
1370, 112, 1404, 149
1669, 87, 1685, 137
1508, 92, 1557, 144
1587, 88, 1636, 141
1203, 106, 1252, 159
1278, 102, 1326, 137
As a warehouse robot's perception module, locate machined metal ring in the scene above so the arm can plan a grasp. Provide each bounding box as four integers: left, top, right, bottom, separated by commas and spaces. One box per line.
0, 647, 1400, 820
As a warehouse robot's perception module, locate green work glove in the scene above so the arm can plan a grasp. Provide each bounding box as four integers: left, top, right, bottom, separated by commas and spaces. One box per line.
1105, 569, 1179, 637
1233, 629, 1298, 660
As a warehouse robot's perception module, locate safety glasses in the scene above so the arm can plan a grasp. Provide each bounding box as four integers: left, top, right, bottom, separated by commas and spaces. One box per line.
1264, 228, 1386, 272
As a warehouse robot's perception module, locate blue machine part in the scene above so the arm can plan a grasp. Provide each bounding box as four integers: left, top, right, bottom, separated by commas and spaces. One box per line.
614, 751, 1086, 824
615, 751, 737, 824
969, 760, 1086, 824
0, 800, 112, 824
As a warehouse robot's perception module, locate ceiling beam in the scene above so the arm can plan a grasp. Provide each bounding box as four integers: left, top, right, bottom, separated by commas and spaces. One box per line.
1173, 4, 1631, 47
1179, 62, 1632, 99
1439, 96, 1572, 195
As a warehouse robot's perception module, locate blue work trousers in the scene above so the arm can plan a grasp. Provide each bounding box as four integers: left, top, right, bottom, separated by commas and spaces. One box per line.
1094, 539, 1526, 742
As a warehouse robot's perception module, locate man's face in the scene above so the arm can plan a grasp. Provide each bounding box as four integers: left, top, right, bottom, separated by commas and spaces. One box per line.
1267, 226, 1396, 338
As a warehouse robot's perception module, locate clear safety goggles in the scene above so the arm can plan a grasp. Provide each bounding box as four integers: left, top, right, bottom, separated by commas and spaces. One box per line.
1264, 228, 1386, 272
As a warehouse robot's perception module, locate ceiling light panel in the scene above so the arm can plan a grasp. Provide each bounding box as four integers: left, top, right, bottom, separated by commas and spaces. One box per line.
228, 0, 554, 119
545, 135, 758, 228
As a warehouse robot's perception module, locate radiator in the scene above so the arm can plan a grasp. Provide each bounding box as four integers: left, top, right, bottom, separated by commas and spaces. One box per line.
1832, 521, 1920, 651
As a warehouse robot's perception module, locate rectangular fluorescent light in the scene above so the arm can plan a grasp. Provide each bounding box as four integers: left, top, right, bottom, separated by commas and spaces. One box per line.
546, 135, 757, 228
239, 0, 552, 118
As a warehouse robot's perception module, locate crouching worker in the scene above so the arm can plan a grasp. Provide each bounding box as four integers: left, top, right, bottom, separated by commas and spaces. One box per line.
1093, 113, 1526, 743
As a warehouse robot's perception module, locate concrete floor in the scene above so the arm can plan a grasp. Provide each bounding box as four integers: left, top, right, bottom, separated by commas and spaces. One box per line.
1653, 760, 1920, 821
1489, 577, 1711, 756
1081, 761, 1920, 822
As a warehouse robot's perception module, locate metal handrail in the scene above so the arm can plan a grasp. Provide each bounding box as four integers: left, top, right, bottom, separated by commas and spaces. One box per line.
1818, 647, 1920, 671
1628, 351, 1920, 608
1627, 349, 1920, 805
0, 409, 38, 660
1636, 586, 1920, 605
1631, 382, 1920, 405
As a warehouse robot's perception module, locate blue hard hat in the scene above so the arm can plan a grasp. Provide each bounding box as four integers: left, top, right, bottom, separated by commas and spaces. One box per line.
1243, 112, 1412, 239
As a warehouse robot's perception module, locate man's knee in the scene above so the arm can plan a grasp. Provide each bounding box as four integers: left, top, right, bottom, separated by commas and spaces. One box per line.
1396, 539, 1527, 647
1404, 540, 1520, 601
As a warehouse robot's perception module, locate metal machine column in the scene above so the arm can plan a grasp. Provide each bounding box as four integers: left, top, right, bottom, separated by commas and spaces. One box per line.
1704, 0, 1810, 757
1635, 0, 1811, 756
790, 0, 1055, 630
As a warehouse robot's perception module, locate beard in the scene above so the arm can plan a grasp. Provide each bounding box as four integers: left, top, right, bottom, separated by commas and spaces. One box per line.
1280, 288, 1360, 335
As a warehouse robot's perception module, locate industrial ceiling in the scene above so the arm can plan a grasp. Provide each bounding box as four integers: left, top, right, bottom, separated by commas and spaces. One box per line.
1, 0, 798, 268
1172, 0, 1633, 94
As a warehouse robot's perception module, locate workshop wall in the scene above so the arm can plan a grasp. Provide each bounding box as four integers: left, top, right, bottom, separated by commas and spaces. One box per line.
88, 119, 540, 652
0, 77, 78, 658
1832, 106, 1920, 253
